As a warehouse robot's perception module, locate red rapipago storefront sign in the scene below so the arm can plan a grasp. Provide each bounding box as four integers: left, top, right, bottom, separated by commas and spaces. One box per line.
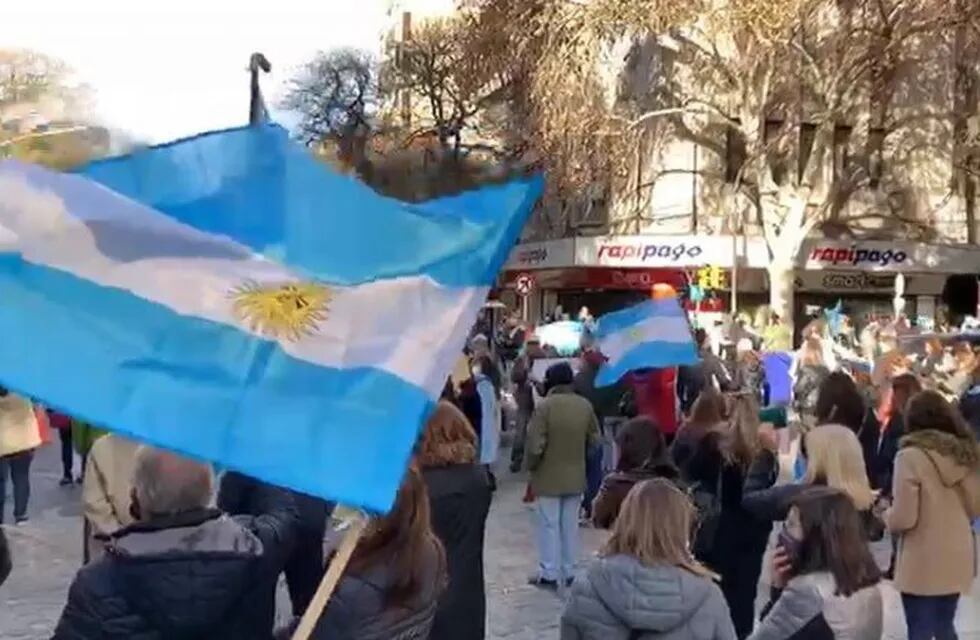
596, 241, 704, 263
806, 244, 909, 268
582, 235, 740, 268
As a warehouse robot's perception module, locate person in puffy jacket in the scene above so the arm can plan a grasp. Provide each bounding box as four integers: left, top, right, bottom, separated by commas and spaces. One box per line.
749, 487, 899, 640
52, 445, 300, 640
885, 390, 980, 640
561, 478, 736, 640
305, 464, 447, 640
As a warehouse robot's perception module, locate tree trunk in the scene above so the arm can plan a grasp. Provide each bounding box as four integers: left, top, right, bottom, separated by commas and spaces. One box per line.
767, 260, 795, 331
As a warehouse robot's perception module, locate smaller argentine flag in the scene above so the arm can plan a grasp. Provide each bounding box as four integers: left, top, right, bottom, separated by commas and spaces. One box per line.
593, 289, 699, 387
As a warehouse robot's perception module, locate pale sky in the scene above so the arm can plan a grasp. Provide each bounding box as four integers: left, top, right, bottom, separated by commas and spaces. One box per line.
1, 0, 392, 143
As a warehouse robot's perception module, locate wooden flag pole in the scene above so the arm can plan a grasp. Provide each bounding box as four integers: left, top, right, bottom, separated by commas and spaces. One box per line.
290, 509, 368, 640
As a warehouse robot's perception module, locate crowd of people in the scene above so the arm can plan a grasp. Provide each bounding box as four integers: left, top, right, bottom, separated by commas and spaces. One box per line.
0, 304, 979, 640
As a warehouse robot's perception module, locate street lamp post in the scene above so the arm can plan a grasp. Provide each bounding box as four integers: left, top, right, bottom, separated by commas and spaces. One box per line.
248, 53, 271, 126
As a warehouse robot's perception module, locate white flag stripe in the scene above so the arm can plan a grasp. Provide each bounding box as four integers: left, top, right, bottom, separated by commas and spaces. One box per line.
599, 316, 693, 364
0, 165, 483, 397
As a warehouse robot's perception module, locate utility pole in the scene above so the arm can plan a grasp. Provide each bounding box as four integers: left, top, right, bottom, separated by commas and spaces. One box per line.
248, 53, 271, 126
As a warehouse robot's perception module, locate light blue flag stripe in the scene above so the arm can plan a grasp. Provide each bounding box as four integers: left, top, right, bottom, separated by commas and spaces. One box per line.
0, 126, 542, 513
0, 256, 428, 512
78, 125, 541, 287
594, 298, 699, 387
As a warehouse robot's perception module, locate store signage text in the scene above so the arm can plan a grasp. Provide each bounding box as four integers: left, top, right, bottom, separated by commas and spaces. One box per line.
608, 270, 686, 290
597, 242, 703, 263
808, 245, 908, 268
820, 273, 894, 290
512, 247, 549, 265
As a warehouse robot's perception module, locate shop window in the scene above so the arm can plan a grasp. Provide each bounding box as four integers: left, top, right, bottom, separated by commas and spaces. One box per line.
832, 124, 853, 182
798, 122, 817, 181
868, 127, 885, 187
765, 118, 787, 185
943, 274, 978, 320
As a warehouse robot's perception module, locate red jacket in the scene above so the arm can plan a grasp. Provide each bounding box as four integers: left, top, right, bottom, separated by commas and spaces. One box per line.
627, 369, 679, 434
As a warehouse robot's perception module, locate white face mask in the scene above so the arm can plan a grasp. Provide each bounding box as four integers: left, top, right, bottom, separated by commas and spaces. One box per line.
472, 366, 482, 378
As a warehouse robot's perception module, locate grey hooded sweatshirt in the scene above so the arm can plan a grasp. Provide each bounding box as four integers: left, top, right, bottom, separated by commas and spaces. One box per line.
561, 555, 737, 640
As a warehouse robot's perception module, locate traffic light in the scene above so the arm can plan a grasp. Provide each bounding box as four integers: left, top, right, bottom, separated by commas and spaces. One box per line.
696, 266, 726, 290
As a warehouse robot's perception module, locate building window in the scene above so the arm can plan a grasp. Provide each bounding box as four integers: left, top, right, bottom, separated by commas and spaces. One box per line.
868, 126, 885, 187
765, 118, 787, 185
798, 122, 817, 181
833, 124, 853, 182
725, 122, 746, 183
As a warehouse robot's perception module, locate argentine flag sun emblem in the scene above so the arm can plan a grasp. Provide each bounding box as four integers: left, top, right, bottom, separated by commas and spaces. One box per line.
231, 281, 332, 342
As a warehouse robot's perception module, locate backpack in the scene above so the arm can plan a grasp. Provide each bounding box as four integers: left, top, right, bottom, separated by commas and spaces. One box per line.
688, 470, 723, 559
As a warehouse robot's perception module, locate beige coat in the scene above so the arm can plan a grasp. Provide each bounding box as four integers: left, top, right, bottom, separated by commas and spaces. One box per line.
83, 433, 140, 558
0, 394, 39, 457
886, 429, 980, 595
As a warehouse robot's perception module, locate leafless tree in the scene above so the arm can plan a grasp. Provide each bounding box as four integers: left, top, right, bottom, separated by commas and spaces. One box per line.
460, 0, 962, 326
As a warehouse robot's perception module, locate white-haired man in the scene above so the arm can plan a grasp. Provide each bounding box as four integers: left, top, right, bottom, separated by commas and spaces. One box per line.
52, 446, 299, 639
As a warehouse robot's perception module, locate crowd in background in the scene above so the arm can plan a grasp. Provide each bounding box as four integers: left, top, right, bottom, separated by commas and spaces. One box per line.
0, 303, 979, 640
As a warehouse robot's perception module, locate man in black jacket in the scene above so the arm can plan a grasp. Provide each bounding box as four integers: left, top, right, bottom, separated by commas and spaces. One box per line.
52, 446, 300, 640
218, 470, 333, 617
677, 329, 734, 415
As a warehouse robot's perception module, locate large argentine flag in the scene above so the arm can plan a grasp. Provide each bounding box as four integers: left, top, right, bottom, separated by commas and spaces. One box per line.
594, 294, 699, 387
0, 124, 541, 512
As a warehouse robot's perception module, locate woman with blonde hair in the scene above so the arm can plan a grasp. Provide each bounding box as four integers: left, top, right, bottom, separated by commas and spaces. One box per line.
744, 424, 883, 541
684, 393, 778, 639
792, 337, 831, 429
418, 401, 492, 640
561, 479, 736, 640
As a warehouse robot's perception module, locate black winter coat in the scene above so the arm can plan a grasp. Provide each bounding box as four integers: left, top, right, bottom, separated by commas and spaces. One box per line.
423, 464, 492, 640
218, 471, 334, 616
218, 471, 332, 536
855, 409, 883, 487
51, 488, 300, 640
683, 433, 774, 640
866, 413, 901, 494
309, 537, 445, 640
677, 355, 735, 414
459, 379, 483, 441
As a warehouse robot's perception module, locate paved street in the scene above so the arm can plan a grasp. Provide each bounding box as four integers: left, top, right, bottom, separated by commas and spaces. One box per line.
2, 442, 978, 639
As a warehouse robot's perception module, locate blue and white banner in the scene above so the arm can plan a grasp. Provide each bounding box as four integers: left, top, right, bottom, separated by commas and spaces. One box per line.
0, 124, 541, 511
594, 297, 698, 387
